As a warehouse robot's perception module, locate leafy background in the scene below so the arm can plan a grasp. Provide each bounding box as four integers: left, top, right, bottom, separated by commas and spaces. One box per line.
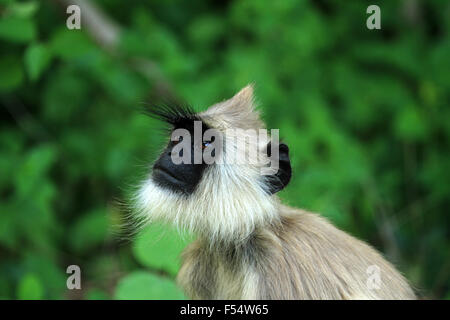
0, 0, 449, 299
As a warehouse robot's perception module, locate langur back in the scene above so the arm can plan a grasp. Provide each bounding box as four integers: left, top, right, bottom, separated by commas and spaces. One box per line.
178, 206, 415, 299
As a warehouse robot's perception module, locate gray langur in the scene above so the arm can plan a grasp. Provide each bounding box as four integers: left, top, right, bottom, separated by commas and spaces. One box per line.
134, 85, 416, 299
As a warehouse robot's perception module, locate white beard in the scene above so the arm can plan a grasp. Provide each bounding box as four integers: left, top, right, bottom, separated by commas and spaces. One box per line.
134, 164, 280, 243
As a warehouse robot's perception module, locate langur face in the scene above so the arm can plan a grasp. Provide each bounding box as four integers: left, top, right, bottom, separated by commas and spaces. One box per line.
152, 120, 210, 195
146, 85, 292, 198
136, 85, 292, 241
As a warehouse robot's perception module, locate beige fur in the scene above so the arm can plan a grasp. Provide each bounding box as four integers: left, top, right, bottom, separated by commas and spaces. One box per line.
136, 85, 416, 299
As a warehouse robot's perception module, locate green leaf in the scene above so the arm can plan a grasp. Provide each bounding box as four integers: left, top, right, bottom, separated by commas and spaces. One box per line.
115, 271, 185, 300
394, 107, 429, 142
0, 0, 16, 6
50, 28, 93, 59
85, 288, 110, 300
188, 15, 224, 47
17, 273, 44, 300
0, 16, 36, 43
22, 253, 66, 299
132, 223, 191, 276
24, 43, 52, 80
8, 1, 39, 18
69, 209, 109, 253
0, 55, 24, 92
15, 144, 57, 196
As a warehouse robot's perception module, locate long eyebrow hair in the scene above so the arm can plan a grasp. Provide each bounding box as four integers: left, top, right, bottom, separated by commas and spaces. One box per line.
144, 101, 202, 128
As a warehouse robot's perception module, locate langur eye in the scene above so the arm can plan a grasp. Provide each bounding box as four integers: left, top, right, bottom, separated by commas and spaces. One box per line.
173, 136, 183, 145
202, 141, 212, 150
202, 136, 215, 149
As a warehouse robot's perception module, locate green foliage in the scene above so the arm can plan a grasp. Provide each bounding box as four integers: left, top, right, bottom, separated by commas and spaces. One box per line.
0, 0, 449, 299
69, 209, 109, 254
16, 273, 44, 300
0, 16, 36, 43
115, 272, 185, 300
24, 43, 52, 81
133, 223, 192, 277
0, 55, 24, 92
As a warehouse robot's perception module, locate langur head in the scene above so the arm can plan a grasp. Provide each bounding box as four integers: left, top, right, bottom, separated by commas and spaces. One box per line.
135, 85, 291, 242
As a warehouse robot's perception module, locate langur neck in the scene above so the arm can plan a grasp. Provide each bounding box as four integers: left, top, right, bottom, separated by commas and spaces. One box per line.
199, 203, 282, 248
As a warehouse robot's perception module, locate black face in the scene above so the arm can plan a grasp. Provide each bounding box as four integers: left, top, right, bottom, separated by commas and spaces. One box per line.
152, 121, 209, 195
145, 99, 291, 196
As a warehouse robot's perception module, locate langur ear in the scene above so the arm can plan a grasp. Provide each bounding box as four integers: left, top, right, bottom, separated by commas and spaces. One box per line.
222, 84, 256, 116
265, 142, 292, 194
202, 84, 263, 129
230, 84, 254, 109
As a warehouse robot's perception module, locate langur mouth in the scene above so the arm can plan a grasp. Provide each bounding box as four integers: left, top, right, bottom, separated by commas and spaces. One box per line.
152, 164, 186, 186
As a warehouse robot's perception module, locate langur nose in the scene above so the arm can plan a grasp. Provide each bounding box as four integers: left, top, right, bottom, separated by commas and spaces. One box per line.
169, 149, 183, 160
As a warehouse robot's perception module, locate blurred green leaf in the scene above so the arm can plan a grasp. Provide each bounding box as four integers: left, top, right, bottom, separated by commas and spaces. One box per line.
394, 107, 429, 142
115, 271, 185, 300
15, 144, 57, 196
188, 15, 224, 47
69, 209, 109, 253
0, 55, 24, 92
132, 223, 191, 277
7, 1, 39, 18
22, 254, 66, 299
85, 288, 110, 300
24, 43, 52, 81
0, 0, 16, 6
17, 274, 44, 300
0, 16, 36, 43
50, 28, 93, 59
